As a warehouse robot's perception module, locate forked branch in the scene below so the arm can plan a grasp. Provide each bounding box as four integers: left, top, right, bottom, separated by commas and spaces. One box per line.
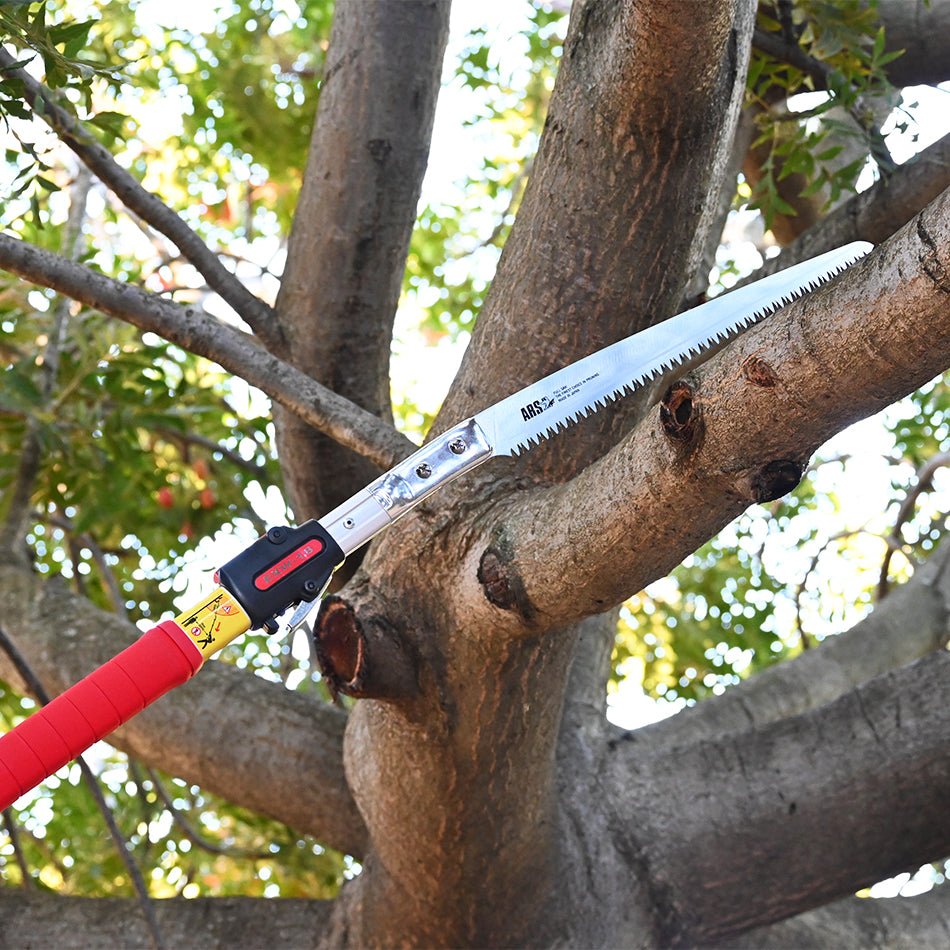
480, 186, 950, 629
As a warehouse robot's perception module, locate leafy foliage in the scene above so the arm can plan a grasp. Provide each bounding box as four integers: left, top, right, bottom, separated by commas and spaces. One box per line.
0, 758, 349, 897
0, 2, 109, 108
0, 288, 279, 619
0, 0, 341, 897
88, 0, 332, 239
747, 0, 904, 229
0, 2, 125, 227
615, 530, 789, 705
395, 2, 566, 435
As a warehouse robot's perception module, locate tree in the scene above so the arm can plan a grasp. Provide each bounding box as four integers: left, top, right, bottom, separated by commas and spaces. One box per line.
3, 0, 950, 945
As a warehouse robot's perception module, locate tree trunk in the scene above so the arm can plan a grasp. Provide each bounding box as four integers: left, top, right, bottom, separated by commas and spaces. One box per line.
5, 0, 950, 947
273, 0, 449, 548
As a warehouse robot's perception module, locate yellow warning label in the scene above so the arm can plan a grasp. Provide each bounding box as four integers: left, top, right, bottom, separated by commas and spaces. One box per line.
176, 588, 251, 660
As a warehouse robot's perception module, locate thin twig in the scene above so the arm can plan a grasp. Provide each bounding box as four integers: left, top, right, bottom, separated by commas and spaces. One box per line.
1, 807, 36, 888
150, 424, 271, 481
0, 166, 92, 554
0, 624, 166, 950
878, 452, 950, 599
144, 767, 274, 861
45, 508, 128, 618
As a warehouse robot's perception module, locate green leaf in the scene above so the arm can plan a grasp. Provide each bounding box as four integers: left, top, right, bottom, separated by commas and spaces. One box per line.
872, 25, 885, 60
88, 110, 129, 141
816, 144, 844, 162
800, 172, 828, 197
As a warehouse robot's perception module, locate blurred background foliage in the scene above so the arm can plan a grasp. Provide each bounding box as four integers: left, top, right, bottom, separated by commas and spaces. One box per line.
1, 0, 949, 904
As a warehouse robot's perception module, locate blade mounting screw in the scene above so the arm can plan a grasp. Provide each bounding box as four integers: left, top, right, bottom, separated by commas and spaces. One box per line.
448, 438, 466, 454
416, 463, 433, 479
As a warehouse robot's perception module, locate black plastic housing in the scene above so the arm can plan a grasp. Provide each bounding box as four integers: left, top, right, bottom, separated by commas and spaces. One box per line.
215, 520, 344, 632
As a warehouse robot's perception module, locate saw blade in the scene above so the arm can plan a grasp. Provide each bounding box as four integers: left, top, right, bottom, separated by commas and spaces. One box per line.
473, 242, 872, 457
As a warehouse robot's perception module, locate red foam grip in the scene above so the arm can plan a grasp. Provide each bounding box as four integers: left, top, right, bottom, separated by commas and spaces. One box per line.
0, 621, 202, 810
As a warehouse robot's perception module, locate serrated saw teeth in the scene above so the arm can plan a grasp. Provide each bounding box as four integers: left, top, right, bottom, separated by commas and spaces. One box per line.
473, 242, 872, 457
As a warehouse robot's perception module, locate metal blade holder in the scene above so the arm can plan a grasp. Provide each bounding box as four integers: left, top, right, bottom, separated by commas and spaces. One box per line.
319, 418, 493, 555
216, 421, 492, 635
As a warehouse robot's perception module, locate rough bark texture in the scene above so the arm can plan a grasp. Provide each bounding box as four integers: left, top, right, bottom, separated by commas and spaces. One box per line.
619, 650, 950, 945
878, 0, 950, 88
5, 0, 950, 947
438, 0, 754, 472
0, 895, 334, 949
721, 887, 950, 949
272, 0, 449, 538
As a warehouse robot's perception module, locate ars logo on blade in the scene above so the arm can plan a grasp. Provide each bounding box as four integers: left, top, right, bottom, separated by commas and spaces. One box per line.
520, 395, 555, 421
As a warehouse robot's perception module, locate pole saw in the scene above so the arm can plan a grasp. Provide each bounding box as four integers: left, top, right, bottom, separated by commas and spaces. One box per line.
0, 241, 872, 809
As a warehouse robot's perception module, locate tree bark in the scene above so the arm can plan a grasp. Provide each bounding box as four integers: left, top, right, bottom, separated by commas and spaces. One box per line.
0, 894, 333, 950
8, 1, 950, 947
468, 188, 950, 630
437, 0, 755, 463
720, 887, 950, 949
878, 0, 950, 88
273, 0, 450, 532
615, 650, 950, 946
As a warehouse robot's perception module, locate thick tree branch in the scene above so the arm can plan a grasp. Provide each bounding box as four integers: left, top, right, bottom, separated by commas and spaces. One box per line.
273, 0, 449, 527
614, 650, 950, 945
0, 233, 415, 472
717, 886, 950, 949
0, 895, 333, 950
472, 185, 950, 630
0, 560, 367, 859
434, 0, 757, 480
0, 48, 282, 349
878, 0, 950, 88
634, 533, 950, 750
